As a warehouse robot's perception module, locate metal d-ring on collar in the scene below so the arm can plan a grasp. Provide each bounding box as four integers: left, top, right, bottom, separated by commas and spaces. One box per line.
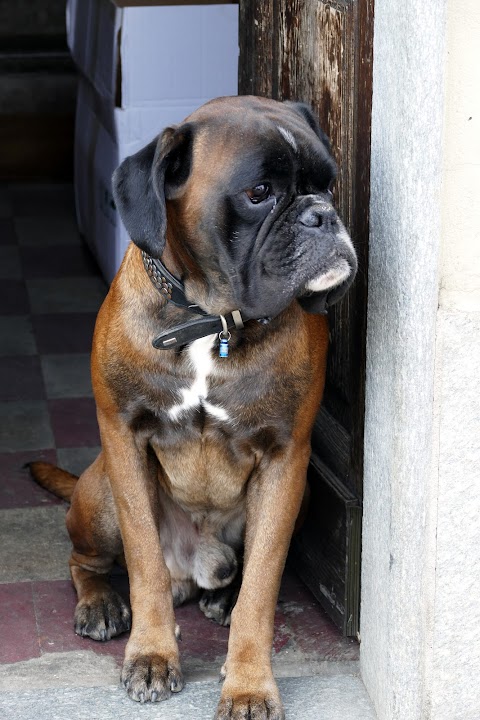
141, 250, 245, 350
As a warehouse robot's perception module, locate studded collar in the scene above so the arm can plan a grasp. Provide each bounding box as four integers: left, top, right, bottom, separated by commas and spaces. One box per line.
141, 251, 246, 349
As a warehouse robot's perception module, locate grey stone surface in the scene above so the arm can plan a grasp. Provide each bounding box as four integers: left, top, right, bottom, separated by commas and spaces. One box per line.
0, 401, 54, 452
0, 651, 120, 691
361, 2, 480, 719
360, 1, 447, 719
41, 354, 93, 399
0, 506, 71, 583
183, 658, 360, 684
0, 675, 376, 720
0, 316, 37, 356
0, 650, 360, 692
56, 446, 101, 477
27, 277, 107, 315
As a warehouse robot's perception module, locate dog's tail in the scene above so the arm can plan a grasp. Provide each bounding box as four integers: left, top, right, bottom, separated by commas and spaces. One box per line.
27, 462, 78, 502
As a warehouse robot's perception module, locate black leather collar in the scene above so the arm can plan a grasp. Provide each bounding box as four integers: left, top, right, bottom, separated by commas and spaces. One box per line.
141, 251, 246, 349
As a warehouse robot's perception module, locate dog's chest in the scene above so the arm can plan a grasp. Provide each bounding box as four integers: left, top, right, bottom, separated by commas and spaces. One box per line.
167, 335, 230, 423
144, 332, 298, 509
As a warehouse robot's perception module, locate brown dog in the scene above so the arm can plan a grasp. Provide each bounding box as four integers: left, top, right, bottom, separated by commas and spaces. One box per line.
30, 96, 356, 719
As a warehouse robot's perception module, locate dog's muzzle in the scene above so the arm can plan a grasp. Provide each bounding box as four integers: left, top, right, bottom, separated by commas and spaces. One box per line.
296, 198, 357, 314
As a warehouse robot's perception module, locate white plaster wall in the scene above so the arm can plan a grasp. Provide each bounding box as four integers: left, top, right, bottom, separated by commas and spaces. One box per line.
360, 0, 447, 718
428, 1, 480, 717
361, 0, 480, 718
439, 0, 480, 314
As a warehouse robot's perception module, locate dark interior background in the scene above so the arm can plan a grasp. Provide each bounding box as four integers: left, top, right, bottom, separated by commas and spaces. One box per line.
0, 0, 76, 180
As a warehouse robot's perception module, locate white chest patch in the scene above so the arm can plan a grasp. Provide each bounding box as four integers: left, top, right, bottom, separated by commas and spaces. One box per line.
168, 335, 230, 423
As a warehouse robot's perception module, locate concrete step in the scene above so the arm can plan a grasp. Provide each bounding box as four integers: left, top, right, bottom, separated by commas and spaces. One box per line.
0, 675, 376, 720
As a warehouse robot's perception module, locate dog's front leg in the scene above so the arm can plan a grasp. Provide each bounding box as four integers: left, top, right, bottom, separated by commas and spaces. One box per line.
216, 442, 311, 720
99, 410, 183, 703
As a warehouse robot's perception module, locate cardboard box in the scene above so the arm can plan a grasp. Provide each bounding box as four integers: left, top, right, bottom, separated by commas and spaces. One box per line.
74, 78, 216, 282
67, 0, 239, 108
113, 1, 238, 6
68, 0, 238, 281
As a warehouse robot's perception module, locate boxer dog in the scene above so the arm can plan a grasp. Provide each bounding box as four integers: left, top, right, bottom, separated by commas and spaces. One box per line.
30, 96, 357, 719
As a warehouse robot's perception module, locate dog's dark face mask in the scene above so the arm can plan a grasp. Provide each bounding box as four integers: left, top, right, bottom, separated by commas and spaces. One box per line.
112, 97, 357, 319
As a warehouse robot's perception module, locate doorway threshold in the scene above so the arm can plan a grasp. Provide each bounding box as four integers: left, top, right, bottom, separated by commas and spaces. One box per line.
0, 675, 377, 720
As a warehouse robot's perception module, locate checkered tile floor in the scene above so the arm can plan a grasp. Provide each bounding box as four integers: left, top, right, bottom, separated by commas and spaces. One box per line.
0, 183, 358, 686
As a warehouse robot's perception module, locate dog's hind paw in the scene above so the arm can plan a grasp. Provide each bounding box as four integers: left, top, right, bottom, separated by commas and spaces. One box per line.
122, 655, 184, 702
74, 589, 131, 641
199, 584, 239, 627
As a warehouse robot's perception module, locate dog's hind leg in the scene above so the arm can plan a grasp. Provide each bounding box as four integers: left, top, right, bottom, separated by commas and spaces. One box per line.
69, 565, 131, 641
66, 453, 131, 641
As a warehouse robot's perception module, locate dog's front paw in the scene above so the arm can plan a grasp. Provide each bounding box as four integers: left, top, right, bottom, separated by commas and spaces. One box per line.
74, 589, 131, 641
215, 676, 284, 720
216, 694, 284, 720
121, 655, 184, 703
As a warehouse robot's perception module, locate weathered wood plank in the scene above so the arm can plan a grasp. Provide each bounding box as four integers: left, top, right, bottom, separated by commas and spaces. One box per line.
239, 0, 374, 634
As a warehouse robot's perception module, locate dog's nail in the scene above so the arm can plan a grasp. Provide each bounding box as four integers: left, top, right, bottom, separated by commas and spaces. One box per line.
99, 628, 107, 641
151, 691, 158, 702
170, 674, 183, 692
139, 692, 145, 704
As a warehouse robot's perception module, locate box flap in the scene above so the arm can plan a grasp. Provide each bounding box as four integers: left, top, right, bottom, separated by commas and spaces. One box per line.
120, 5, 238, 108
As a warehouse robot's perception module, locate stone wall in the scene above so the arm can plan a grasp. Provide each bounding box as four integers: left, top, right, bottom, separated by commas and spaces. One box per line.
360, 0, 480, 718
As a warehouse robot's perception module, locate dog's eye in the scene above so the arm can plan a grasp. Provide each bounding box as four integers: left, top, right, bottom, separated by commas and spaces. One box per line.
245, 183, 272, 204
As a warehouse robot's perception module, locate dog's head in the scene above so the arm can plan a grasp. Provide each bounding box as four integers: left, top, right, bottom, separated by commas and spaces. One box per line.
112, 96, 357, 318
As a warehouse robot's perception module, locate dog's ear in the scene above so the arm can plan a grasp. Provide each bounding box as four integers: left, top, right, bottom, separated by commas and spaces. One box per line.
112, 124, 194, 258
284, 101, 332, 154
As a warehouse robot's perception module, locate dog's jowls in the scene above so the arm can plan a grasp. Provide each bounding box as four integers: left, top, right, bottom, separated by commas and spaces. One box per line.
29, 96, 356, 720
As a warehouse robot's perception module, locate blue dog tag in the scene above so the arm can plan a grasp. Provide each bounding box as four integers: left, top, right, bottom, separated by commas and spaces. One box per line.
219, 337, 229, 358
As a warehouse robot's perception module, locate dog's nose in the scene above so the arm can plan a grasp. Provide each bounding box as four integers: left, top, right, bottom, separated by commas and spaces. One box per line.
299, 202, 337, 229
